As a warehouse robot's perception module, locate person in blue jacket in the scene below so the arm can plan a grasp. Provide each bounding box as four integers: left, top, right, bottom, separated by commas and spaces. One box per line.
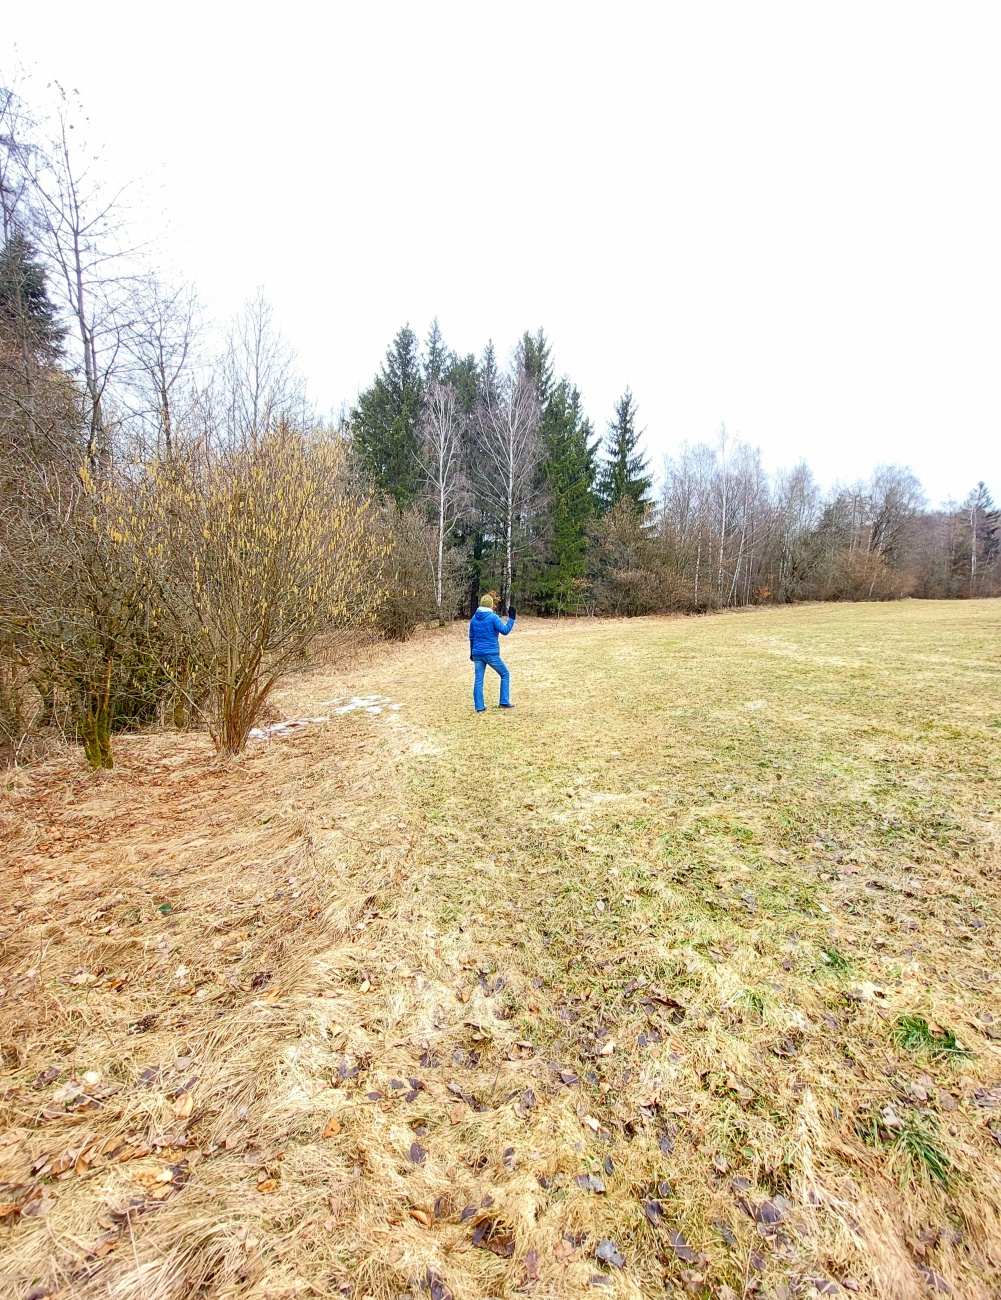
469, 594, 516, 712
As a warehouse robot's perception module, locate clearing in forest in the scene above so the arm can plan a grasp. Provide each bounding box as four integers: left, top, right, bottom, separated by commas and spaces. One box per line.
1, 600, 1000, 1300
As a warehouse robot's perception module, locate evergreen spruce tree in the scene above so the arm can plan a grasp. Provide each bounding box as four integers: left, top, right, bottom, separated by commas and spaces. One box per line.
514, 328, 599, 612
534, 378, 600, 612
598, 388, 652, 514
350, 325, 424, 506
0, 228, 64, 360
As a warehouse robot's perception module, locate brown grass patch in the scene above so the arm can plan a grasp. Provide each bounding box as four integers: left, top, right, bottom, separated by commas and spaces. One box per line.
2, 602, 1001, 1299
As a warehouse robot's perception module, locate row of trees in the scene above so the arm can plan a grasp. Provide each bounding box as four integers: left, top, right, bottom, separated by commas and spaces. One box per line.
350, 323, 654, 617
350, 324, 1000, 619
0, 85, 393, 767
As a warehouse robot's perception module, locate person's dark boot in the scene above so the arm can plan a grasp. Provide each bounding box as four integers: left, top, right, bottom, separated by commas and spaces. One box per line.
499, 703, 515, 709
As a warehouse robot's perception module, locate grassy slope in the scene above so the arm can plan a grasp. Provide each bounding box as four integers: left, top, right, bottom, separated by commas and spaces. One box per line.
2, 601, 1000, 1300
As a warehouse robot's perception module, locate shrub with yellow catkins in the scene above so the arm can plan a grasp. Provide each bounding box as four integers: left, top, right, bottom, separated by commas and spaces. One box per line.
119, 424, 388, 754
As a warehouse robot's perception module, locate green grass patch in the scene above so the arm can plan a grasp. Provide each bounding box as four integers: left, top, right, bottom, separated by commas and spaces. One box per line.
892, 1115, 954, 1188
821, 946, 852, 975
890, 1014, 970, 1059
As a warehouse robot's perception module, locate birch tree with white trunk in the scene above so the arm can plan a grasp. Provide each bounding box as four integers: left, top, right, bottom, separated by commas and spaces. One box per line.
418, 379, 465, 623
472, 360, 541, 607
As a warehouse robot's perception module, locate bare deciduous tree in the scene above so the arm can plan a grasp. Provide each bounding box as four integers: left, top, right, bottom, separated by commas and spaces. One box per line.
124, 276, 200, 455
222, 291, 307, 444
28, 90, 135, 472
472, 360, 540, 606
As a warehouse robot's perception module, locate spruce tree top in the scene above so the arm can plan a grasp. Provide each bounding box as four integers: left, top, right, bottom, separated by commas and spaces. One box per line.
349, 324, 424, 506
598, 388, 652, 514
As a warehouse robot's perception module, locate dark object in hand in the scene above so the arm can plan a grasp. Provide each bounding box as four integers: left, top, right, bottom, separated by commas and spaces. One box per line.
508, 605, 516, 618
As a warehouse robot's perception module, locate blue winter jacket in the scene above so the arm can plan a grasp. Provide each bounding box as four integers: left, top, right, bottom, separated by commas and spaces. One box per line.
469, 607, 515, 658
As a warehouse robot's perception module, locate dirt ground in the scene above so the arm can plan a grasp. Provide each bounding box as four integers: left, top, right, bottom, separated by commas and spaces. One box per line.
1, 601, 1000, 1300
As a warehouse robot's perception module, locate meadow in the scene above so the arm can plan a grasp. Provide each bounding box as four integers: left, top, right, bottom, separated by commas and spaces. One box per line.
1, 600, 999, 1300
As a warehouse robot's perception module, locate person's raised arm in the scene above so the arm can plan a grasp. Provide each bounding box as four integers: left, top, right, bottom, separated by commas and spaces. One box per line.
496, 606, 516, 635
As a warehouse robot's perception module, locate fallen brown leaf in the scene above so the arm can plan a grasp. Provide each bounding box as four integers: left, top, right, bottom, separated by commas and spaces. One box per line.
322, 1116, 341, 1138
115, 1143, 152, 1163
668, 1229, 696, 1262
75, 1145, 98, 1176
21, 1197, 54, 1218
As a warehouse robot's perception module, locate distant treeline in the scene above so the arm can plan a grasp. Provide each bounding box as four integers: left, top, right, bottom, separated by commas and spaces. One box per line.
350, 323, 1001, 618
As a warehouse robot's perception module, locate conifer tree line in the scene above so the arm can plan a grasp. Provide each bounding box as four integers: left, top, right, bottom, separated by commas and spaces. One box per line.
350, 323, 1000, 619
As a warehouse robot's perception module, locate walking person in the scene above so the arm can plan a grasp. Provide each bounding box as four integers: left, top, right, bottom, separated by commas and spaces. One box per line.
469, 594, 516, 712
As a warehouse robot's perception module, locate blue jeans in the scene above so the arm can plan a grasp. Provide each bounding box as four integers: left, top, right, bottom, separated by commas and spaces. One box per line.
473, 655, 510, 710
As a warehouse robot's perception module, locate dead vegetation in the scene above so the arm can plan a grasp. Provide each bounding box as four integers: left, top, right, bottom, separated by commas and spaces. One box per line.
2, 601, 1001, 1300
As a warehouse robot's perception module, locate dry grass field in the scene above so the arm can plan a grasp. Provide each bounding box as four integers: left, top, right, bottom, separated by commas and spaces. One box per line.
1, 600, 1000, 1300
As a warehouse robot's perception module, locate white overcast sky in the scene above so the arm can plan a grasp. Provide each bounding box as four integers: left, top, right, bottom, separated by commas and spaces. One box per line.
10, 1, 1001, 503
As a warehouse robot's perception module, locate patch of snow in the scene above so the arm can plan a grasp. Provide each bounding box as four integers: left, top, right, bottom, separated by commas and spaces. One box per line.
248, 716, 330, 741
319, 694, 400, 715
248, 695, 402, 740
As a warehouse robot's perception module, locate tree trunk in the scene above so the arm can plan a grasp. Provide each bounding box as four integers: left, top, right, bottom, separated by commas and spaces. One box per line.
505, 466, 514, 608
437, 487, 445, 623
81, 655, 114, 769
161, 376, 173, 457
172, 656, 189, 729
970, 500, 977, 592
718, 474, 728, 605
